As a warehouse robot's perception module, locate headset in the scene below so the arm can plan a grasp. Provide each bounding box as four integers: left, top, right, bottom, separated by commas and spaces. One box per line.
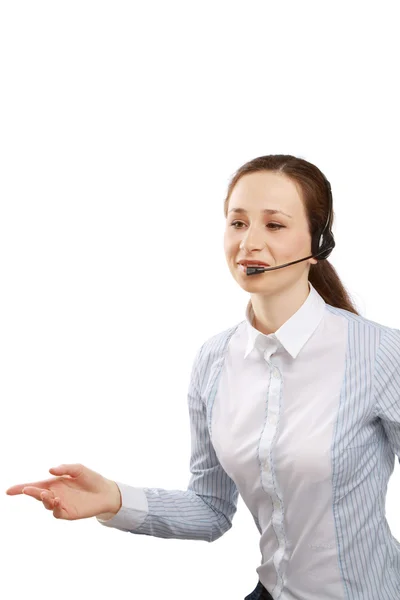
245, 174, 336, 275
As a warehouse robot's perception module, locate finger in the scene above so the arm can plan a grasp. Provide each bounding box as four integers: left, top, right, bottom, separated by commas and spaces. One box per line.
41, 491, 56, 511
52, 497, 67, 520
6, 478, 58, 495
6, 465, 85, 495
41, 493, 65, 519
49, 464, 83, 478
22, 486, 55, 502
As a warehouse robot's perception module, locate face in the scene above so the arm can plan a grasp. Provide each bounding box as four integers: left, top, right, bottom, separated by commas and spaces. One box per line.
223, 171, 318, 294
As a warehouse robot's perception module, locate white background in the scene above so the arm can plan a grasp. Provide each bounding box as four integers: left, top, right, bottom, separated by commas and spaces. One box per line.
1, 2, 399, 599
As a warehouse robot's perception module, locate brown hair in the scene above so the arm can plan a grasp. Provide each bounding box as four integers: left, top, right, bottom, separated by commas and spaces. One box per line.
224, 154, 360, 315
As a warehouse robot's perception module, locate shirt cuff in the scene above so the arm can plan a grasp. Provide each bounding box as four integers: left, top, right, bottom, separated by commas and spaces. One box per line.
96, 482, 149, 531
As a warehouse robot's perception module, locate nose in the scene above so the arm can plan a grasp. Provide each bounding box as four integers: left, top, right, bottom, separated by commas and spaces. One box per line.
240, 228, 267, 252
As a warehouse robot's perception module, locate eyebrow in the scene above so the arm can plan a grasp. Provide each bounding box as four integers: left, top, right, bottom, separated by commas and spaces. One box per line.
228, 208, 292, 218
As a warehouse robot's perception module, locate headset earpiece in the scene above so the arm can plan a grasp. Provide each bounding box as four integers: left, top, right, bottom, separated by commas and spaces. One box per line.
311, 175, 336, 261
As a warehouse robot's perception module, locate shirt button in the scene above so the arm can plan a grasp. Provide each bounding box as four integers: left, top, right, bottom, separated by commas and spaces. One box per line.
272, 367, 280, 378
269, 414, 277, 425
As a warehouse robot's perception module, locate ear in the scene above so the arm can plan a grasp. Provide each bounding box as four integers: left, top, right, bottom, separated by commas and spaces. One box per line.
309, 257, 319, 265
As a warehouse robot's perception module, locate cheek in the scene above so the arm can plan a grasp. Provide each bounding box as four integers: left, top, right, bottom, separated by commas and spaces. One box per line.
296, 231, 312, 252
223, 232, 234, 253
281, 231, 310, 254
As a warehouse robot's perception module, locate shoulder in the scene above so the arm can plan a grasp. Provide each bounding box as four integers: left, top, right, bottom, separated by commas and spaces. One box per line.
326, 304, 400, 342
197, 321, 244, 362
189, 321, 243, 397
375, 324, 400, 366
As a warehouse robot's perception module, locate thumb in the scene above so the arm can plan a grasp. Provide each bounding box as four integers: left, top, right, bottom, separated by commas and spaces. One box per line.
49, 464, 83, 478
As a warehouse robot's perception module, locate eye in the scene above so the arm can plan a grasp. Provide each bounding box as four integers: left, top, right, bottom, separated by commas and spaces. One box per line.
230, 221, 284, 231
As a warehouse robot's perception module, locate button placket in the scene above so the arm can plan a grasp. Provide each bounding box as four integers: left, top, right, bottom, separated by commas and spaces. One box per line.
269, 413, 278, 425
260, 342, 281, 474
256, 337, 285, 588
272, 366, 280, 378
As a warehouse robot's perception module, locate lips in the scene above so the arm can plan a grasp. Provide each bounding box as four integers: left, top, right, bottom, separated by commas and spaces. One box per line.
238, 261, 270, 267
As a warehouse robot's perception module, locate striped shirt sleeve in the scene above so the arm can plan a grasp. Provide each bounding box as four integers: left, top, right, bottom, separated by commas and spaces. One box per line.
97, 343, 239, 542
373, 327, 400, 461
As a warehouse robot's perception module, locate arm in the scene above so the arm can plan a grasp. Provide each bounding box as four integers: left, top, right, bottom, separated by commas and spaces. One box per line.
373, 327, 400, 461
96, 480, 122, 521
96, 343, 239, 542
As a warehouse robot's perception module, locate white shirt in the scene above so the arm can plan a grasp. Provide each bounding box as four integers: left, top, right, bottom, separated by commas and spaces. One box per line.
97, 282, 400, 599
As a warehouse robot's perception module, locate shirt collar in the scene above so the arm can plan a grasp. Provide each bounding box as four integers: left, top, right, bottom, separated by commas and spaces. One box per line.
243, 282, 326, 360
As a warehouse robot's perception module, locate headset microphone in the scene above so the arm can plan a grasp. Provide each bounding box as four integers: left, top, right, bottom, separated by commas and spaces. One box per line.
246, 174, 336, 276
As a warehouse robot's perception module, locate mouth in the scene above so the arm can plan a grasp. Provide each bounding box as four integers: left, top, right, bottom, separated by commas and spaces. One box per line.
238, 261, 270, 267
238, 260, 270, 267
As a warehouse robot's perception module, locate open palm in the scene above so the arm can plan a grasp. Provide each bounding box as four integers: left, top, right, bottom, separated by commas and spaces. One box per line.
5, 464, 117, 520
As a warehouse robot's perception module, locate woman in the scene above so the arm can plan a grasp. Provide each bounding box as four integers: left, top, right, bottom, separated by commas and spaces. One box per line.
6, 155, 400, 599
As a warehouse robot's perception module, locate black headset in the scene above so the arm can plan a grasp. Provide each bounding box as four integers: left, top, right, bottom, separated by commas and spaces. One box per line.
245, 174, 336, 276
312, 175, 336, 261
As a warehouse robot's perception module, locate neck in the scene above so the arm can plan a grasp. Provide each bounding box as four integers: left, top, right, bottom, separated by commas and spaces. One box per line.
251, 279, 311, 335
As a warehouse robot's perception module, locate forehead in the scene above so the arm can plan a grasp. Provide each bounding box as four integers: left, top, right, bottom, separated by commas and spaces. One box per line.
229, 171, 303, 213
